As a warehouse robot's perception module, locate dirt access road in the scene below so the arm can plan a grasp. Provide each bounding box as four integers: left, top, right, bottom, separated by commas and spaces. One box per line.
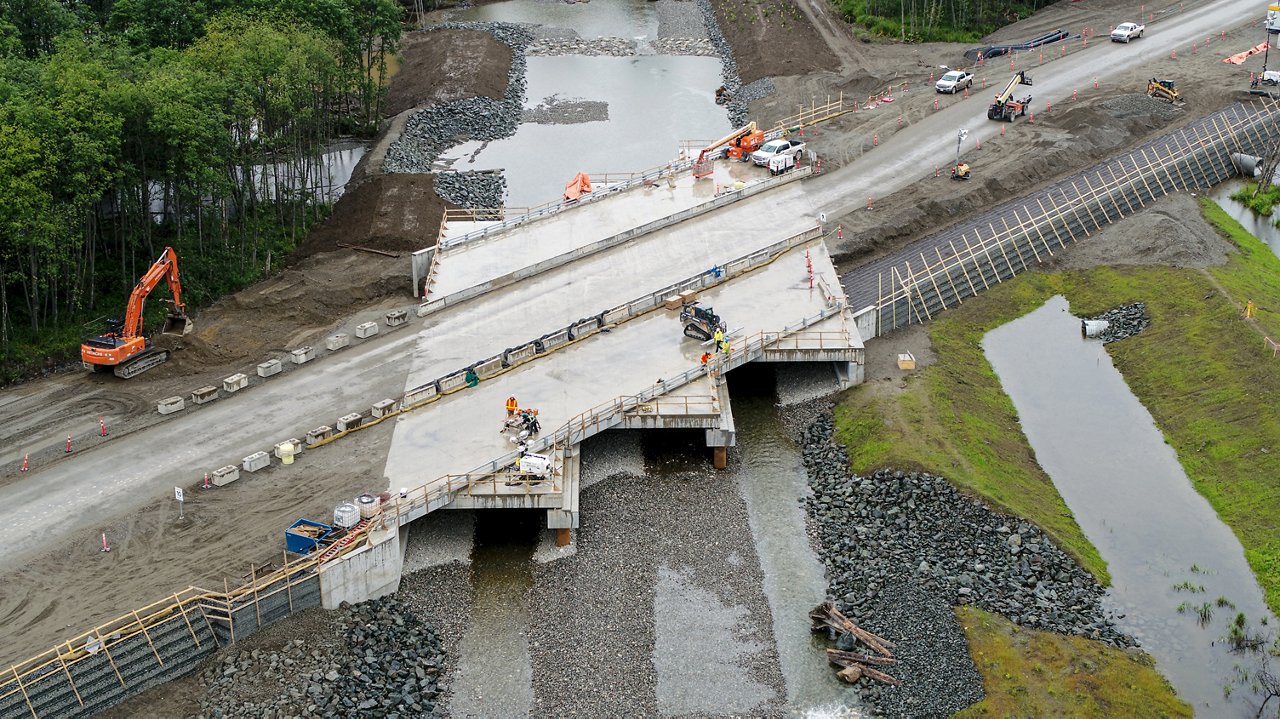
0, 0, 1265, 668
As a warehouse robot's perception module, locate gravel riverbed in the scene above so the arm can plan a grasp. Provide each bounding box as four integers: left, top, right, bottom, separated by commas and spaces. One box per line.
1085, 301, 1150, 343
797, 409, 1136, 716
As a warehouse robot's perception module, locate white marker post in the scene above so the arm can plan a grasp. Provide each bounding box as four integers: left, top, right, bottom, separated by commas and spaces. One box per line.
175, 486, 184, 519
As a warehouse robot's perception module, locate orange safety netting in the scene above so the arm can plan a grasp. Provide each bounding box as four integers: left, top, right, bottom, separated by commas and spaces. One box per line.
1224, 41, 1269, 65
563, 172, 593, 201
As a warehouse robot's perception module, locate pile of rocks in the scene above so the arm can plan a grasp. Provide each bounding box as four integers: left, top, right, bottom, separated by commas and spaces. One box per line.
385, 22, 533, 206
652, 37, 718, 56
799, 412, 1136, 713
199, 595, 447, 718
1086, 302, 1150, 343
522, 96, 609, 125
527, 37, 635, 56
696, 0, 748, 126
435, 170, 506, 209
737, 77, 777, 104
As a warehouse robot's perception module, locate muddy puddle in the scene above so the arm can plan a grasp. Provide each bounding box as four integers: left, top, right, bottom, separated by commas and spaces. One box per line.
727, 385, 865, 716
983, 294, 1274, 717
1209, 180, 1280, 256
443, 1, 730, 208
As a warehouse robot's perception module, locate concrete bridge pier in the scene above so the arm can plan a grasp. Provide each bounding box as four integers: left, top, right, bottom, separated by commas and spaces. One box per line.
546, 444, 580, 547
705, 379, 736, 470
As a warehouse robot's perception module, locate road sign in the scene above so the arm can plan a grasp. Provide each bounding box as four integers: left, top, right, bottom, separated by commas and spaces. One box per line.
175, 487, 184, 502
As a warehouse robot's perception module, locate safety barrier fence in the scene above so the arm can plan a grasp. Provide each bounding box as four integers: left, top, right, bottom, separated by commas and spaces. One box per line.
0, 529, 367, 719
415, 165, 812, 303
850, 99, 1280, 336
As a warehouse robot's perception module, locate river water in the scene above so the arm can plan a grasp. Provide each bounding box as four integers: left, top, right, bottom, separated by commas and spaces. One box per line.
444, 1, 730, 209
983, 295, 1273, 717
1209, 180, 1280, 256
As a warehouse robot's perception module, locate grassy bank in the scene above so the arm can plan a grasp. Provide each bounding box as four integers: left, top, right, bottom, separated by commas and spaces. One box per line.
954, 606, 1192, 717
837, 201, 1280, 612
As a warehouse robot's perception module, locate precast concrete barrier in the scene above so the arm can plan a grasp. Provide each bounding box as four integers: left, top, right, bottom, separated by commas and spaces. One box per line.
257, 359, 282, 378
403, 382, 439, 406
290, 347, 315, 365
355, 322, 379, 339
385, 309, 408, 327
371, 399, 397, 418
190, 386, 218, 405
157, 396, 185, 415
438, 372, 468, 394
242, 451, 270, 473
502, 344, 537, 367
212, 465, 240, 486
326, 333, 349, 351
222, 373, 248, 393
336, 413, 362, 432
539, 329, 571, 352
306, 426, 334, 446
474, 356, 503, 380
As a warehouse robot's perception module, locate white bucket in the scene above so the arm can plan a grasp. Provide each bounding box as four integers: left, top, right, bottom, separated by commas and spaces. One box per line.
1081, 319, 1110, 338
280, 441, 295, 465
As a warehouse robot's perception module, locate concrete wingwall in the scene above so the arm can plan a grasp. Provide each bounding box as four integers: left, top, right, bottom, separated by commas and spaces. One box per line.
847, 99, 1280, 335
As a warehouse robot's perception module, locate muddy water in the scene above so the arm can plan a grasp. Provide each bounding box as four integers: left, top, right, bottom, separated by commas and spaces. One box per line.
1209, 181, 1280, 256
446, 511, 538, 718
983, 295, 1273, 717
728, 375, 864, 716
442, 0, 730, 208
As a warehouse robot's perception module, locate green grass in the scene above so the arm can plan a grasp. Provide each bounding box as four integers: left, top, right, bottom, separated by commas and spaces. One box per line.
1229, 181, 1280, 217
954, 606, 1191, 718
836, 197, 1280, 617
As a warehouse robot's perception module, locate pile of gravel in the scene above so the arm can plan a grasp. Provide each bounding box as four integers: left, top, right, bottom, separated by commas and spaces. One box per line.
527, 37, 635, 56
696, 0, 748, 126
385, 22, 533, 207
738, 77, 777, 104
799, 413, 1136, 714
1102, 93, 1182, 122
652, 37, 718, 56
434, 169, 506, 209
199, 595, 447, 718
656, 0, 709, 40
522, 96, 610, 125
1086, 302, 1150, 343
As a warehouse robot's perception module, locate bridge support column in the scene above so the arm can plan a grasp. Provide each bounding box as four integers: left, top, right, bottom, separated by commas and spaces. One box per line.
834, 360, 863, 390
546, 443, 580, 545
555, 528, 572, 547
705, 379, 736, 470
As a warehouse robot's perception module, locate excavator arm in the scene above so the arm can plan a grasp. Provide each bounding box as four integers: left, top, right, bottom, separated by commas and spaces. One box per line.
122, 247, 187, 338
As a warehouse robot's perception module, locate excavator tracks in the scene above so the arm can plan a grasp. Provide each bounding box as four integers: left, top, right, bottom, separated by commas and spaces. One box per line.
114, 350, 170, 379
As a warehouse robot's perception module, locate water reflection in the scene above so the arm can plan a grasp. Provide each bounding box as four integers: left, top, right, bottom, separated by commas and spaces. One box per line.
983, 295, 1274, 717
1209, 181, 1280, 256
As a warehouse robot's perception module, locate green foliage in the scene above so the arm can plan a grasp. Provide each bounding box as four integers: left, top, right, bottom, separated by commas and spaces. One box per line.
1229, 181, 1280, 218
832, 0, 1048, 42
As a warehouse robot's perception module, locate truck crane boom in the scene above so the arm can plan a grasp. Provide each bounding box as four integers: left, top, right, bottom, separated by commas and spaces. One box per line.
80, 246, 193, 378
692, 122, 763, 177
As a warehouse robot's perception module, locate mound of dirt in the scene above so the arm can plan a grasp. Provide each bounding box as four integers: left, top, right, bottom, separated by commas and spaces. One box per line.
297, 173, 453, 257
712, 0, 839, 84
1048, 191, 1232, 270
383, 28, 514, 117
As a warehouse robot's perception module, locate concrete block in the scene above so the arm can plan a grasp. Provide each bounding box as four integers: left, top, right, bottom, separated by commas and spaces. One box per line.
371, 399, 398, 418
222, 373, 248, 393
157, 396, 185, 415
603, 307, 629, 326
326, 333, 349, 351
355, 322, 379, 339
242, 451, 270, 473
415, 302, 431, 318
663, 295, 683, 310
212, 465, 240, 487
274, 439, 304, 459
336, 413, 362, 432
385, 309, 408, 327
474, 356, 504, 379
290, 346, 315, 365
257, 358, 283, 378
191, 386, 219, 405
306, 425, 334, 446
403, 382, 438, 406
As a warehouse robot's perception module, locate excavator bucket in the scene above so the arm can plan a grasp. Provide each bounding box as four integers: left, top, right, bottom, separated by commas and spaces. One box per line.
162, 312, 193, 336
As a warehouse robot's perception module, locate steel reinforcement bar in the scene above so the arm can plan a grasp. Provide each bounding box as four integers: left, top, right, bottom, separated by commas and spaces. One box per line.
840, 98, 1280, 335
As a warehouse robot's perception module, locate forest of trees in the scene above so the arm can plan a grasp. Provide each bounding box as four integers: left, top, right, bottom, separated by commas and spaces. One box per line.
0, 0, 401, 380
834, 0, 1047, 42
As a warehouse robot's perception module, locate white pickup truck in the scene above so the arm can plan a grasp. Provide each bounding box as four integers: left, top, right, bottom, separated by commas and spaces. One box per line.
935, 69, 974, 94
751, 138, 806, 167
1110, 22, 1145, 42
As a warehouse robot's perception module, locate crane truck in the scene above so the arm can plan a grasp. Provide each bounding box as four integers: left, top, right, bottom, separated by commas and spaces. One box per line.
692, 122, 765, 177
987, 70, 1033, 122
80, 246, 192, 378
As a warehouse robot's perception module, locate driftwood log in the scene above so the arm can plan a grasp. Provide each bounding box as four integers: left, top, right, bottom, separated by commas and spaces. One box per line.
811, 602, 901, 686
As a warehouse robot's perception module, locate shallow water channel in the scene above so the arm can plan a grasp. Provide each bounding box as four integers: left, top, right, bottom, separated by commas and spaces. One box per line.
983, 295, 1273, 717
1209, 180, 1280, 256
443, 1, 730, 208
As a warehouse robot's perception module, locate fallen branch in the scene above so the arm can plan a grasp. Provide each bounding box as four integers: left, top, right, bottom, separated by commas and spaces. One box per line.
809, 602, 897, 657
826, 649, 900, 667
337, 242, 401, 258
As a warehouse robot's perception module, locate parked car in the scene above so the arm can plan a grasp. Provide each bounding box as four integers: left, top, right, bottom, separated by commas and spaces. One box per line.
1110, 22, 1145, 42
751, 138, 806, 167
935, 69, 974, 94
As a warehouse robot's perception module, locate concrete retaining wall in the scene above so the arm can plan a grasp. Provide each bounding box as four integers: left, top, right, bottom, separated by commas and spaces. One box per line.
318, 526, 402, 609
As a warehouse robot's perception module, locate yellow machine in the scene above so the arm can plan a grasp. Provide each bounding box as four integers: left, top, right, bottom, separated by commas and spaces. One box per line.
1147, 78, 1182, 104
951, 162, 971, 180
987, 70, 1033, 122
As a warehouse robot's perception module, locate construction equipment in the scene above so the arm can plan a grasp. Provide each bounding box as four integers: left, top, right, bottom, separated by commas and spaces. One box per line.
951, 162, 972, 180
987, 70, 1033, 122
693, 122, 765, 177
80, 246, 192, 378
502, 408, 541, 443
1147, 78, 1183, 104
679, 302, 727, 341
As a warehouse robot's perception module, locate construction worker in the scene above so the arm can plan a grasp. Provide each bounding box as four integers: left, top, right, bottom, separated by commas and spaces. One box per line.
719, 339, 731, 354
700, 352, 712, 365
713, 328, 724, 346
506, 395, 518, 416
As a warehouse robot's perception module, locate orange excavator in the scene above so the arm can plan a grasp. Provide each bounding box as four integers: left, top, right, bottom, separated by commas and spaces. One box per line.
692, 122, 765, 178
81, 246, 193, 378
